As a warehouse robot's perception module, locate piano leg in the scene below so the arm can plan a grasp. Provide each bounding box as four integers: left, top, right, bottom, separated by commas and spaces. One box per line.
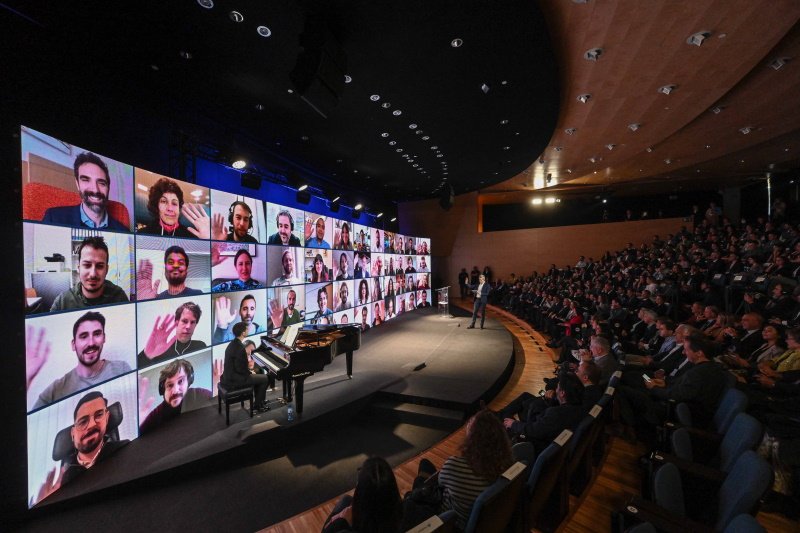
346, 351, 353, 378
294, 375, 308, 415
283, 377, 292, 403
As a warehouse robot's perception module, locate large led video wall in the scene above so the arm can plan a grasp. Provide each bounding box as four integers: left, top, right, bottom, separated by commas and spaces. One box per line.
20, 126, 432, 507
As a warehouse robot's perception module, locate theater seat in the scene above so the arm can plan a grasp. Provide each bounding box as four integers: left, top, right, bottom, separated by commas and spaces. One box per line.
23, 182, 130, 228
217, 382, 254, 425
463, 461, 527, 533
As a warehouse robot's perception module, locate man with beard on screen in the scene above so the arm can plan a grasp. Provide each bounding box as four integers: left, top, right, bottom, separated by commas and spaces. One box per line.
272, 248, 303, 286
211, 201, 258, 243
137, 245, 204, 299
267, 210, 301, 246
213, 294, 265, 343
138, 359, 212, 435
137, 302, 206, 368
41, 152, 128, 231
30, 311, 131, 409
268, 289, 302, 333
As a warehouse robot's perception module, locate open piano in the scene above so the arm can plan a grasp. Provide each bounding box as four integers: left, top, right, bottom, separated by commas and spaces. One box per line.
250, 323, 361, 415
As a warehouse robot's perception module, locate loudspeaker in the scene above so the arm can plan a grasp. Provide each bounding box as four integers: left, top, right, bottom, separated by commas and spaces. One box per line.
439, 183, 454, 210
241, 172, 261, 190
290, 17, 347, 118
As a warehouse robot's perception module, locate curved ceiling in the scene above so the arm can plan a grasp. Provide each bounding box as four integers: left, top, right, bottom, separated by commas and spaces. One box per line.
1, 0, 560, 207
484, 0, 800, 201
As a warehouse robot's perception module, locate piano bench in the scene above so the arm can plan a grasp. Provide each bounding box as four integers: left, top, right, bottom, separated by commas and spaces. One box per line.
217, 383, 254, 426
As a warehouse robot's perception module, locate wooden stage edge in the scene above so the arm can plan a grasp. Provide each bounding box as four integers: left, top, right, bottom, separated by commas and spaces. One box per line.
260, 300, 794, 533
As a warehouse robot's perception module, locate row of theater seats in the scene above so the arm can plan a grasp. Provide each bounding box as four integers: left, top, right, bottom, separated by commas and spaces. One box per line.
612, 381, 771, 532
410, 373, 621, 533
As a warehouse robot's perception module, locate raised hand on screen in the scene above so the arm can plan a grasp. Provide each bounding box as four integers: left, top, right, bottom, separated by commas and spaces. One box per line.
213, 358, 223, 394
210, 243, 223, 267
215, 296, 237, 330
26, 325, 50, 389
34, 465, 65, 506
138, 375, 155, 421
136, 259, 160, 300
304, 217, 313, 241
183, 203, 211, 240
268, 298, 284, 330
143, 313, 176, 359
211, 213, 227, 242
333, 228, 342, 248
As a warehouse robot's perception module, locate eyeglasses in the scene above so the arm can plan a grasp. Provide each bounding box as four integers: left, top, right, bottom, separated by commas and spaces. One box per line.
74, 408, 107, 431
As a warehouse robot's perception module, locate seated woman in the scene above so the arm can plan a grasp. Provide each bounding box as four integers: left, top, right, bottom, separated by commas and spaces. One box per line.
753, 327, 800, 387
138, 177, 210, 238
322, 456, 402, 533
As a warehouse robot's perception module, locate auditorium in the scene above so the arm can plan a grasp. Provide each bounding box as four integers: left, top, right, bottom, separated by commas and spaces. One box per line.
3, 1, 800, 531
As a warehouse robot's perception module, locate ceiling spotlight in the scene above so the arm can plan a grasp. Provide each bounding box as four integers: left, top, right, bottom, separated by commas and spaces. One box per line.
544, 197, 557, 204
392, 110, 402, 116
768, 57, 791, 70
354, 203, 363, 211
565, 128, 577, 135
566, 169, 573, 174
389, 141, 396, 146
710, 106, 724, 114
255, 103, 264, 111
589, 156, 601, 163
481, 83, 490, 94
431, 146, 438, 150
370, 94, 380, 101
412, 164, 418, 167
409, 123, 417, 129
301, 135, 309, 141
739, 126, 753, 135
298, 184, 308, 191
396, 148, 403, 152
436, 154, 443, 158
287, 89, 294, 94
584, 47, 603, 61
390, 217, 397, 222
705, 144, 711, 149
376, 212, 383, 219
331, 196, 340, 203
501, 80, 508, 85
353, 169, 358, 174
256, 25, 271, 37
646, 147, 653, 152
658, 84, 676, 95
231, 159, 247, 170
229, 10, 244, 22
686, 31, 711, 46
451, 38, 463, 48
415, 130, 423, 135
344, 75, 352, 83
381, 132, 389, 137
628, 123, 641, 131
577, 93, 592, 103
664, 158, 672, 164
554, 146, 563, 152
197, 0, 214, 8
421, 136, 430, 140
503, 146, 510, 150
602, 199, 608, 204
179, 50, 193, 60
532, 198, 543, 205
382, 102, 391, 109
500, 119, 509, 125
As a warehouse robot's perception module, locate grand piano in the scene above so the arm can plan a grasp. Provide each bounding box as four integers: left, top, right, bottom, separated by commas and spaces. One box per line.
250, 323, 361, 415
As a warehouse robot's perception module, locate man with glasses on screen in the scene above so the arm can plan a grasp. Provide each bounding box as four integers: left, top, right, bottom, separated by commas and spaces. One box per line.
41, 152, 128, 231
29, 311, 131, 409
50, 236, 129, 311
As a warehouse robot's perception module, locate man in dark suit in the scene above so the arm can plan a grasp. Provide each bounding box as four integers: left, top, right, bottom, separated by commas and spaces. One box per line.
41, 151, 129, 231
221, 322, 271, 411
467, 274, 490, 329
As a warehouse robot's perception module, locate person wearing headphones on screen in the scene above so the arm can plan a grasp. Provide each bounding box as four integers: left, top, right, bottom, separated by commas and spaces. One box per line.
211, 201, 258, 243
267, 210, 301, 245
138, 358, 213, 435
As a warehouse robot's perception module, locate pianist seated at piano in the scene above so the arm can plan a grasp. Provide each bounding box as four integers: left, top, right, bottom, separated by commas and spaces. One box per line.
212, 294, 266, 344
309, 286, 334, 325
211, 249, 264, 292
267, 288, 304, 334
221, 322, 271, 412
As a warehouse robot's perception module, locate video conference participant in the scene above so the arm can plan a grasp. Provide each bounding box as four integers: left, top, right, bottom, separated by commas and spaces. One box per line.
137, 301, 206, 369
335, 252, 352, 280
354, 252, 370, 279
139, 358, 213, 435
212, 249, 263, 292
417, 290, 431, 308
267, 288, 303, 334
372, 302, 384, 327
50, 236, 129, 311
356, 279, 370, 306
58, 391, 130, 486
28, 311, 132, 409
41, 152, 129, 231
221, 322, 271, 411
357, 305, 371, 332
308, 253, 331, 283
385, 297, 396, 319
371, 277, 383, 301
137, 245, 204, 299
305, 216, 331, 249
213, 294, 265, 343
137, 177, 210, 238
309, 285, 334, 324
418, 256, 429, 272
334, 221, 353, 250
334, 281, 352, 312
267, 210, 301, 245
272, 248, 303, 286
212, 201, 258, 243
405, 256, 417, 273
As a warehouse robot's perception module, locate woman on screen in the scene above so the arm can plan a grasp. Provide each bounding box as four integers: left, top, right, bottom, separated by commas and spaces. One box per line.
386, 277, 395, 297
371, 277, 382, 301
387, 256, 394, 276
138, 177, 209, 238
335, 222, 353, 250
310, 253, 331, 283
385, 297, 396, 319
358, 280, 369, 306
357, 230, 367, 252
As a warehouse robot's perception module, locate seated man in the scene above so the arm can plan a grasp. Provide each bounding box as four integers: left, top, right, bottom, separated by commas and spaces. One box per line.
221, 322, 271, 411
51, 236, 129, 311
139, 358, 213, 435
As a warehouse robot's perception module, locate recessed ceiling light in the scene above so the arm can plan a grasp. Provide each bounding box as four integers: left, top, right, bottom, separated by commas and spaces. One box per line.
392, 110, 402, 116
396, 148, 403, 152
382, 102, 391, 109
577, 94, 592, 103
739, 159, 745, 163
179, 50, 192, 60
500, 119, 509, 125
297, 184, 308, 191
705, 145, 711, 149
768, 57, 791, 70
710, 106, 724, 114
150, 64, 159, 70
229, 10, 243, 22
686, 31, 711, 46
336, 159, 342, 163
197, 0, 214, 8
421, 136, 429, 140
381, 132, 389, 137
658, 85, 676, 95
402, 154, 409, 158
301, 135, 308, 141
501, 80, 508, 85
646, 147, 653, 152
231, 159, 246, 170
437, 154, 443, 158
256, 25, 271, 37
628, 123, 641, 131
354, 203, 363, 210
255, 103, 264, 111
344, 75, 352, 83
370, 95, 380, 102
664, 159, 672, 164
739, 126, 752, 135
481, 83, 490, 94
431, 146, 438, 150
415, 130, 423, 135
389, 141, 396, 146
390, 217, 397, 222
566, 169, 572, 174
606, 144, 616, 151
409, 123, 417, 129
584, 47, 603, 61
554, 146, 563, 152
503, 146, 510, 150
287, 89, 294, 94
353, 169, 358, 174
451, 38, 463, 48
412, 164, 418, 168
565, 128, 577, 135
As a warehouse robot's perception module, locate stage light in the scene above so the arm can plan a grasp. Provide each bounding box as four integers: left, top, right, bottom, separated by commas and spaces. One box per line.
545, 197, 556, 204
376, 212, 383, 218
531, 198, 543, 205
331, 196, 340, 203
298, 184, 308, 191
354, 203, 363, 211
231, 159, 247, 170
390, 217, 397, 222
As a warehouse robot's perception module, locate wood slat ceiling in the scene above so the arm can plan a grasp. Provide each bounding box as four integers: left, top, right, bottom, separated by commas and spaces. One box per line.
483, 0, 800, 201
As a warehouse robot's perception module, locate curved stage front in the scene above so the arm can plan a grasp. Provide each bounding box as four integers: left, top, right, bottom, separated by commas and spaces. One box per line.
28, 307, 515, 530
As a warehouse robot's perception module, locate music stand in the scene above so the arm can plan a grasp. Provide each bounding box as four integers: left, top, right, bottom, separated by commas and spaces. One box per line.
436, 286, 452, 318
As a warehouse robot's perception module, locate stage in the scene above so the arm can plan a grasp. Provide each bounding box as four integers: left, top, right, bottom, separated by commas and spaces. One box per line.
26, 307, 514, 530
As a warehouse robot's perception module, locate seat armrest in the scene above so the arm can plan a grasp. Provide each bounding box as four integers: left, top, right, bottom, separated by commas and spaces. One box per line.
622, 496, 714, 533
649, 452, 726, 485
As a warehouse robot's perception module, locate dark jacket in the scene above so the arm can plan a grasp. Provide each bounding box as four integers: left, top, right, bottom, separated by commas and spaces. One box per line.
50, 280, 129, 311
42, 204, 129, 231
221, 338, 249, 388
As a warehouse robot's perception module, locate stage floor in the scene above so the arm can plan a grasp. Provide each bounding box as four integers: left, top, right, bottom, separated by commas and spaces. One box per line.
35, 307, 514, 512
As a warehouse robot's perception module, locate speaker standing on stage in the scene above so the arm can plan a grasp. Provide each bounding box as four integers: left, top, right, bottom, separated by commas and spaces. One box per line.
467, 274, 490, 329
221, 322, 270, 412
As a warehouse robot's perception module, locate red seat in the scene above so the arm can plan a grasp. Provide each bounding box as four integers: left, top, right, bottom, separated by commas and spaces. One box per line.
23, 182, 130, 228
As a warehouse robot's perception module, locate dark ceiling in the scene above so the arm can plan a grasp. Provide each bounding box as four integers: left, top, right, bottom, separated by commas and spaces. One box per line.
1, 0, 560, 206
